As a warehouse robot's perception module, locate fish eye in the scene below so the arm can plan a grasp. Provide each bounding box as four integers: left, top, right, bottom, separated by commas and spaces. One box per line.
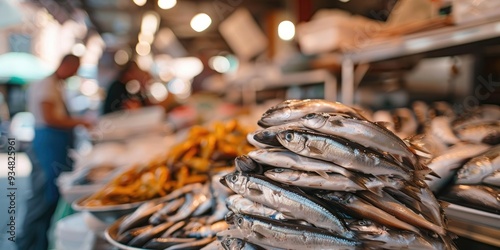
284, 132, 294, 142
273, 168, 284, 173
263, 130, 271, 136
304, 113, 315, 119
237, 217, 244, 226
230, 174, 238, 183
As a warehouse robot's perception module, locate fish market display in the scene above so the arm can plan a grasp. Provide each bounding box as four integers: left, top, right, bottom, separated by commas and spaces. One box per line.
106, 174, 233, 249
218, 99, 455, 249
80, 120, 253, 206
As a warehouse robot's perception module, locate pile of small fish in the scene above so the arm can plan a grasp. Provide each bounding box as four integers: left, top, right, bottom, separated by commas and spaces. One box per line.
107, 175, 233, 249
217, 99, 455, 250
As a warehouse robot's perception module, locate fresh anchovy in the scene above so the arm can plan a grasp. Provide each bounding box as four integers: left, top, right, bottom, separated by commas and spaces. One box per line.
128, 221, 175, 247
230, 213, 362, 250
483, 171, 500, 187
186, 221, 229, 238
248, 148, 359, 181
258, 99, 365, 127
426, 143, 491, 192
349, 219, 446, 250
246, 133, 270, 149
300, 113, 420, 169
265, 168, 404, 192
226, 194, 289, 220
221, 171, 353, 237
446, 185, 500, 211
168, 192, 208, 222
431, 102, 455, 119
276, 130, 412, 180
143, 237, 197, 249
315, 191, 420, 233
431, 116, 460, 145
164, 237, 215, 250
208, 175, 232, 224
455, 121, 500, 145
163, 183, 204, 200
452, 105, 500, 129
149, 196, 186, 225
235, 155, 263, 174
117, 224, 152, 244
356, 191, 446, 235
118, 201, 165, 234
413, 185, 446, 228
161, 220, 186, 237
252, 122, 305, 147
219, 237, 268, 250
393, 108, 418, 139
456, 145, 500, 185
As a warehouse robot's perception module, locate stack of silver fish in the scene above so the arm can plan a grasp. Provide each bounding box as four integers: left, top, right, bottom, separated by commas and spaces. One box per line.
217, 99, 456, 250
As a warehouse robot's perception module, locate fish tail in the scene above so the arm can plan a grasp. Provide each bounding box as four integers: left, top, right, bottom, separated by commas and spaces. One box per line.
414, 169, 434, 182
350, 175, 371, 190
315, 170, 331, 179
439, 233, 458, 250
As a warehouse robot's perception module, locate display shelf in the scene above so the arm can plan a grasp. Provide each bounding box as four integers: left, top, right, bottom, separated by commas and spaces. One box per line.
444, 203, 500, 247
335, 16, 500, 105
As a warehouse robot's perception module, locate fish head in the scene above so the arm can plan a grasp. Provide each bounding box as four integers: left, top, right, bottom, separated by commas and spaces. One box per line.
253, 128, 280, 146
259, 106, 293, 127
234, 155, 262, 174
276, 130, 306, 152
223, 171, 249, 194
232, 214, 253, 230
456, 165, 484, 183
301, 113, 329, 129
348, 220, 380, 233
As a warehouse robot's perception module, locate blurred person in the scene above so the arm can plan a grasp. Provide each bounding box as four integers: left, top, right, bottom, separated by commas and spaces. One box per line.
102, 61, 151, 114
17, 54, 92, 250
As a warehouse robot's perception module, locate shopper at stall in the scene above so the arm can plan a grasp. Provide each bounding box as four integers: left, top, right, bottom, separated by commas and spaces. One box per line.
102, 61, 150, 114
17, 54, 92, 250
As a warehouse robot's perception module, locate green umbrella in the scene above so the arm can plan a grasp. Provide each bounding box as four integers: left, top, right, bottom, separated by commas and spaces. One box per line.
0, 52, 54, 83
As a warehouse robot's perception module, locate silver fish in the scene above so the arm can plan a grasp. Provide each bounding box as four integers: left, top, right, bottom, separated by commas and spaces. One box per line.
168, 192, 208, 223
164, 237, 215, 250
143, 237, 197, 249
349, 219, 446, 250
200, 239, 222, 250
356, 191, 446, 235
300, 112, 419, 169
425, 143, 491, 192
251, 122, 305, 148
226, 194, 288, 220
456, 145, 500, 185
234, 155, 263, 174
455, 121, 500, 145
219, 237, 268, 250
161, 220, 186, 237
431, 116, 460, 145
231, 213, 362, 250
483, 171, 500, 187
149, 196, 186, 225
276, 130, 412, 180
186, 221, 229, 238
217, 229, 284, 250
128, 221, 175, 247
248, 148, 358, 181
447, 185, 500, 211
118, 201, 165, 234
258, 99, 365, 127
264, 168, 404, 192
452, 105, 500, 129
316, 191, 420, 233
221, 171, 353, 237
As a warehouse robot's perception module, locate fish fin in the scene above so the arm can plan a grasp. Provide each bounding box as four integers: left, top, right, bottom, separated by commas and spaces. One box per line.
349, 175, 370, 190
307, 145, 323, 155
367, 185, 384, 197
414, 169, 433, 181
315, 170, 331, 179
251, 224, 273, 239
401, 186, 422, 202
280, 210, 296, 219
328, 119, 344, 127
428, 170, 441, 178
374, 121, 393, 129
248, 187, 263, 196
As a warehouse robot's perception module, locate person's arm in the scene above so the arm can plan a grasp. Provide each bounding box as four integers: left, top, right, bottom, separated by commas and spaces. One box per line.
41, 101, 91, 129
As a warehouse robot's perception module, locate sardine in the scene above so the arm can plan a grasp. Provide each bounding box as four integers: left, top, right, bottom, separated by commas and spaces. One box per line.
128, 221, 175, 247
426, 143, 491, 192
455, 121, 500, 145
300, 112, 420, 169
446, 185, 500, 211
252, 122, 305, 147
258, 99, 365, 127
220, 237, 268, 250
186, 221, 229, 238
248, 148, 360, 182
164, 237, 215, 250
456, 145, 500, 185
356, 191, 446, 235
264, 168, 403, 192
226, 194, 289, 220
431, 116, 460, 145
230, 213, 363, 250
349, 219, 446, 250
149, 196, 186, 225
221, 171, 353, 237
276, 130, 412, 180
143, 237, 197, 249
161, 220, 186, 238
117, 224, 153, 244
235, 155, 263, 174
118, 201, 165, 234
483, 171, 500, 187
168, 192, 208, 222
316, 191, 420, 233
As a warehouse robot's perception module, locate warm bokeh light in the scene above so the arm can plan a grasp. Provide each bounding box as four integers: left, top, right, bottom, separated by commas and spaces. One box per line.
71, 43, 86, 57
138, 32, 155, 44
114, 49, 130, 65
278, 20, 295, 41
190, 13, 212, 32
126, 80, 141, 94
171, 57, 203, 79
209, 56, 230, 73
150, 82, 169, 101
133, 0, 147, 7
158, 0, 176, 9
136, 41, 151, 56
141, 11, 160, 35
80, 79, 99, 96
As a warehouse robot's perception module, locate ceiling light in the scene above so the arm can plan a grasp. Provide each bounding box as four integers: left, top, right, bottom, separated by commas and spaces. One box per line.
171, 57, 203, 79
141, 11, 160, 35
136, 41, 151, 56
190, 13, 212, 32
158, 0, 176, 10
134, 0, 147, 6
138, 32, 155, 44
278, 20, 295, 41
114, 49, 130, 65
209, 56, 230, 73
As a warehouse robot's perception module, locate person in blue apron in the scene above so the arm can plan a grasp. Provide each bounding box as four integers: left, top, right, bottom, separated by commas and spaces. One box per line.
17, 54, 92, 250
